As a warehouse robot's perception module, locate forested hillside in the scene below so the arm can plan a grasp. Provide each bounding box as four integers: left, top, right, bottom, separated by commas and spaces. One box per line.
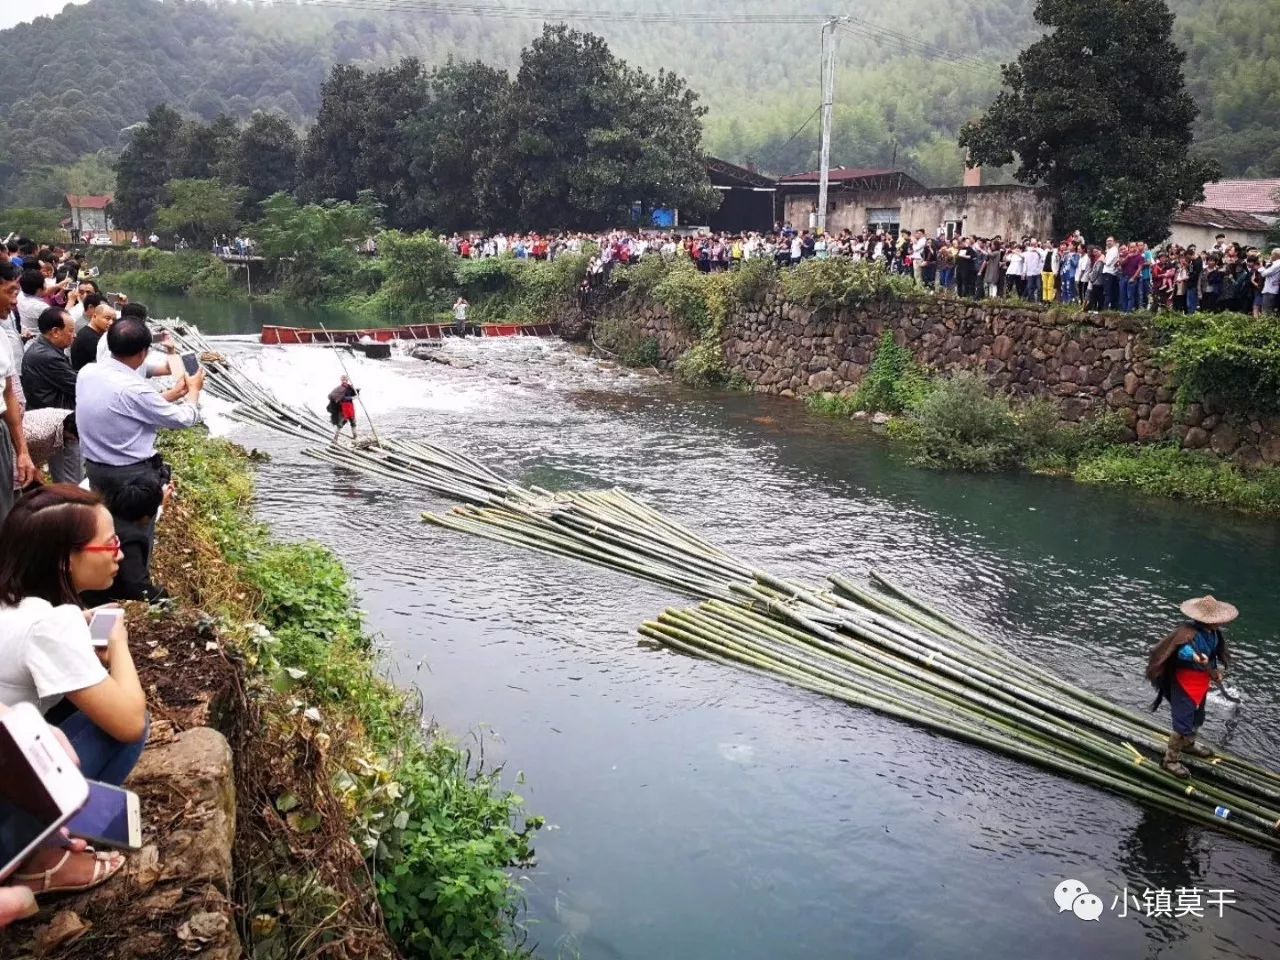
1, 0, 1276, 206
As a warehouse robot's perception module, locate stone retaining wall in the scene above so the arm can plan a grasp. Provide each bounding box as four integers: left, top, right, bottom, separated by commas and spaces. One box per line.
567, 293, 1280, 468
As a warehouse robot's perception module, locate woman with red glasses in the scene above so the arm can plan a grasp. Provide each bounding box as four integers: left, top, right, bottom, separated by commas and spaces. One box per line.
0, 484, 147, 895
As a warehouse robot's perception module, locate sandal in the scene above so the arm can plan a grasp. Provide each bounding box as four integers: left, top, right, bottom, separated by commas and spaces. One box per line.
13, 848, 126, 895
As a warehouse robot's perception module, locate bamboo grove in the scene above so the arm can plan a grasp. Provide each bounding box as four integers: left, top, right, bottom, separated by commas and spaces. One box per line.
161, 322, 1280, 850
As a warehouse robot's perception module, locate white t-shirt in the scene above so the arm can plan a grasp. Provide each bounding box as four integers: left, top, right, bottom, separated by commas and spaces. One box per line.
0, 597, 108, 714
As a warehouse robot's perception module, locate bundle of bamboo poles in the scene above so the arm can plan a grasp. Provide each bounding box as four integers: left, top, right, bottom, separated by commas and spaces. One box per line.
159, 321, 1280, 848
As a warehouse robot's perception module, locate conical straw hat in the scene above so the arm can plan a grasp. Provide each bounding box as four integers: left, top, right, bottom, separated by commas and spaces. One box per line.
1179, 595, 1238, 626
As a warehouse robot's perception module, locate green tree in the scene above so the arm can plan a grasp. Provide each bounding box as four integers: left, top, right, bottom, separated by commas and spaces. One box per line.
113, 104, 183, 229
491, 25, 716, 230
403, 60, 512, 231
297, 65, 369, 205
959, 0, 1219, 242
253, 190, 383, 260
171, 115, 239, 181
153, 178, 245, 247
232, 112, 301, 209
0, 208, 63, 242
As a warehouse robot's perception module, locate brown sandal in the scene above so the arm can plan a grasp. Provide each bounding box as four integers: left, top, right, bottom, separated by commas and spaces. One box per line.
13, 849, 126, 895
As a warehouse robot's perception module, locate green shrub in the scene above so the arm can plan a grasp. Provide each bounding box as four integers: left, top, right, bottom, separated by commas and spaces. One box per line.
160, 430, 541, 959
779, 258, 912, 311
895, 373, 1027, 471
652, 259, 712, 333
611, 254, 671, 299
378, 230, 458, 313
454, 255, 524, 297
592, 313, 661, 368
728, 257, 776, 304
1074, 444, 1280, 514
674, 336, 727, 387
1158, 310, 1280, 412
806, 391, 861, 418
510, 253, 590, 322
847, 332, 933, 414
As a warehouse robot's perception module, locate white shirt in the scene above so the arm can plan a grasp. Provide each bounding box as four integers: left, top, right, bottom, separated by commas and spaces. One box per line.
1103, 245, 1120, 274
75, 356, 201, 465
0, 597, 108, 714
1262, 260, 1280, 295
17, 293, 47, 335
1008, 252, 1025, 277
1023, 247, 1044, 274
0, 321, 14, 381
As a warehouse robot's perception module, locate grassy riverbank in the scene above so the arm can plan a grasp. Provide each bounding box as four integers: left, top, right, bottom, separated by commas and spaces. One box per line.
156, 429, 540, 960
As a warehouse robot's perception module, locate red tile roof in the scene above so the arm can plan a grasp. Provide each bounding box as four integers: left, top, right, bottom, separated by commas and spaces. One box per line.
66, 194, 113, 210
1170, 205, 1269, 232
1200, 179, 1280, 215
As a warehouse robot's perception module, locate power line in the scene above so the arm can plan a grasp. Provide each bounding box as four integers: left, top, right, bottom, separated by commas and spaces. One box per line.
835, 21, 994, 77
775, 104, 823, 156
292, 0, 836, 24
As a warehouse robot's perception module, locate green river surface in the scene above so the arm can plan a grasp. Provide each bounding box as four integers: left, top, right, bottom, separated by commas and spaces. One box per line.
150, 293, 1280, 960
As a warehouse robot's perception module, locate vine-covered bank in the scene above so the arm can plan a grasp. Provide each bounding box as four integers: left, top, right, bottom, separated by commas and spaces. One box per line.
158, 430, 540, 960
582, 257, 1280, 515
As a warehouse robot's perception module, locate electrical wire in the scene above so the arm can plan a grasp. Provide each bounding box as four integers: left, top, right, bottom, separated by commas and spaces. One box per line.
294, 0, 835, 24
835, 21, 995, 77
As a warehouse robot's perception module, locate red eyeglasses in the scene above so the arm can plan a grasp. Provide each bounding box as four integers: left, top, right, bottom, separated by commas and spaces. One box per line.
81, 536, 121, 554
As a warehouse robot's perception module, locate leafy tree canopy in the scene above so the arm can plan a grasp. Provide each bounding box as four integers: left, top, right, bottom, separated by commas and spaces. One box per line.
253, 190, 384, 260
1, 0, 1274, 200
154, 177, 245, 247
960, 0, 1220, 242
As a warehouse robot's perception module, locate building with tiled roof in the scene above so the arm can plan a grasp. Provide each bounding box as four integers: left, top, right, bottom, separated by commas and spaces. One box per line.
1169, 205, 1270, 251
1200, 179, 1280, 222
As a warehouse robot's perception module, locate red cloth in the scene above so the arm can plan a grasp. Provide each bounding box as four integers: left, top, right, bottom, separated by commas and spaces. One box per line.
1175, 667, 1211, 706
339, 400, 356, 421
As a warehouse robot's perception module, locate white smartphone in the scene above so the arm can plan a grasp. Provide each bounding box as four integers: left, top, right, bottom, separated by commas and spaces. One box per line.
0, 703, 91, 882
88, 607, 123, 648
63, 781, 142, 851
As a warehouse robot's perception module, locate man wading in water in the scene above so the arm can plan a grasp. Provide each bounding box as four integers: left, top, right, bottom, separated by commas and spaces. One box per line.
327, 375, 359, 443
1147, 595, 1235, 778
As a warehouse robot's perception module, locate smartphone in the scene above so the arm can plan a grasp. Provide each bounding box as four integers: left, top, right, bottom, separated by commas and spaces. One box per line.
63, 781, 142, 851
181, 352, 199, 376
0, 703, 91, 882
88, 607, 123, 648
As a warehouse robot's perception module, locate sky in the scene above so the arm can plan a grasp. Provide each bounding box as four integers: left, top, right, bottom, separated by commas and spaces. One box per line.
0, 0, 91, 31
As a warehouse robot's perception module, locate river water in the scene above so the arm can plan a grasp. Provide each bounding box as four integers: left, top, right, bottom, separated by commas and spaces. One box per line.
157, 295, 1280, 960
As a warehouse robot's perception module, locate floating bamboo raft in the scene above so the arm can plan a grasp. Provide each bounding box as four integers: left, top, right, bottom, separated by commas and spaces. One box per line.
162, 321, 1280, 849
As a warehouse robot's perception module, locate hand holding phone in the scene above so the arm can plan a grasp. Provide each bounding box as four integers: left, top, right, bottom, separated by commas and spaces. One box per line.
63, 781, 142, 851
180, 352, 200, 377
0, 704, 90, 882
88, 607, 124, 648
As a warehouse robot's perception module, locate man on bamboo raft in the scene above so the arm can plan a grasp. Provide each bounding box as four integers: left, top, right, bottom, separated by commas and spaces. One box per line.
327, 375, 359, 443
1147, 595, 1234, 779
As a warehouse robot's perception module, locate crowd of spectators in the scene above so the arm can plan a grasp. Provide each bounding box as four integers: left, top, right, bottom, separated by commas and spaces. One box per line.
1, 235, 207, 912
441, 225, 1280, 317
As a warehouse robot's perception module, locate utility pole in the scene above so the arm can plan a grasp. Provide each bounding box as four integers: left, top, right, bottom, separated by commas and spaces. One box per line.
817, 17, 841, 235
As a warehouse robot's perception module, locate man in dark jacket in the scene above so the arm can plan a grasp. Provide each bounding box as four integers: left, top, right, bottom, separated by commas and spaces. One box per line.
1146, 594, 1234, 778
79, 473, 170, 605
20, 306, 81, 483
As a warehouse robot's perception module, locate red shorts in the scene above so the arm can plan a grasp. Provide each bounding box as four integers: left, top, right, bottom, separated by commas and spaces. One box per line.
339, 400, 356, 422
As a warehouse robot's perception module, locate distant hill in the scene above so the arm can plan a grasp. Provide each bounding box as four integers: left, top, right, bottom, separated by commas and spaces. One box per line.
1, 0, 1276, 201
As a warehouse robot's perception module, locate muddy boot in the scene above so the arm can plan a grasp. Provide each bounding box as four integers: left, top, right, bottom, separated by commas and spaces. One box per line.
1163, 733, 1190, 779
1183, 735, 1215, 759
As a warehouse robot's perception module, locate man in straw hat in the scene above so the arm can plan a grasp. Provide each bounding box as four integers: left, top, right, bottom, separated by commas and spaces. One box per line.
1145, 595, 1235, 779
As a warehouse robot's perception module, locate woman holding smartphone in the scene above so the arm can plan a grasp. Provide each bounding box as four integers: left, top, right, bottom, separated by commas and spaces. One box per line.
0, 484, 146, 894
